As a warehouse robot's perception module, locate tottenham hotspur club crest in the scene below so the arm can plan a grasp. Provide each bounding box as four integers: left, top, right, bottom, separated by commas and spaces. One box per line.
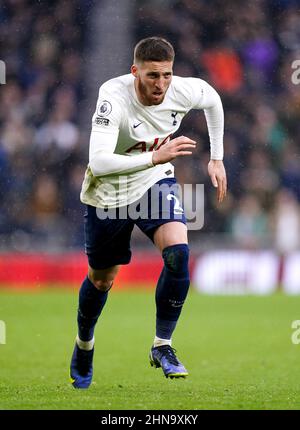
171, 112, 178, 126
97, 100, 112, 117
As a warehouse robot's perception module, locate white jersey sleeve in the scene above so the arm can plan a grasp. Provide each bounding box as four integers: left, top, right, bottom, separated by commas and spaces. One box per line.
184, 78, 224, 160
89, 86, 154, 176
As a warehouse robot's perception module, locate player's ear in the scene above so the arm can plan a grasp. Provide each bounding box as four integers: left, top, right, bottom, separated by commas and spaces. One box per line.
131, 64, 138, 78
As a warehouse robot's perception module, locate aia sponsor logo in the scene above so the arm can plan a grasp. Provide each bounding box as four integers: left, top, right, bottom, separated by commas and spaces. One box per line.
126, 134, 173, 153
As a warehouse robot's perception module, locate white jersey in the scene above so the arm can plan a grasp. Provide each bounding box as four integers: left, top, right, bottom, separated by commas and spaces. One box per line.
80, 74, 224, 209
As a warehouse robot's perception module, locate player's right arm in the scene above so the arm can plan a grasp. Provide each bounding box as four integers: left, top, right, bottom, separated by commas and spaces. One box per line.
90, 132, 196, 176
89, 86, 196, 177
89, 87, 154, 176
89, 130, 155, 176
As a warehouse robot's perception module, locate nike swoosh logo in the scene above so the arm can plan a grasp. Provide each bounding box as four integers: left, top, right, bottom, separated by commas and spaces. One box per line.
133, 122, 143, 129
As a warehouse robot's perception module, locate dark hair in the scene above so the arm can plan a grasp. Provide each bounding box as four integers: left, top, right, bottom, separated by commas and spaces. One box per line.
134, 37, 175, 63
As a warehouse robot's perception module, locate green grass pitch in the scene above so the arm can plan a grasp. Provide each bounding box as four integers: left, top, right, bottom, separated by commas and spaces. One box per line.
0, 287, 300, 410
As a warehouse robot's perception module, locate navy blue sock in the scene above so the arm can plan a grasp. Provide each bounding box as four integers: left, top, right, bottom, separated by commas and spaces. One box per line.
77, 276, 109, 341
155, 244, 190, 340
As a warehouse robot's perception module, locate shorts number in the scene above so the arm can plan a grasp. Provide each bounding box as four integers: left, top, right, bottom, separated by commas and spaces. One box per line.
167, 194, 183, 215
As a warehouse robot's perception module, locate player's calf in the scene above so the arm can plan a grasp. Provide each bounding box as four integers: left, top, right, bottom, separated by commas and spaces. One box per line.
155, 243, 190, 340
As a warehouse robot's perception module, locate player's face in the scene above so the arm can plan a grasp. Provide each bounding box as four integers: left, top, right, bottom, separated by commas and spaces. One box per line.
131, 61, 173, 106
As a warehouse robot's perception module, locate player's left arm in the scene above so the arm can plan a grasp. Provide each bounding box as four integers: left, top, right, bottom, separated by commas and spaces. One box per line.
203, 82, 226, 203
187, 78, 227, 203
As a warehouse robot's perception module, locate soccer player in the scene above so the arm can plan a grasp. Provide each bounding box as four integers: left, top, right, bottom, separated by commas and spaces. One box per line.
70, 37, 226, 388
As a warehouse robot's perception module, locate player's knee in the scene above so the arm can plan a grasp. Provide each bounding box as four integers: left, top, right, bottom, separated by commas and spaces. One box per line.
162, 243, 189, 275
88, 276, 113, 292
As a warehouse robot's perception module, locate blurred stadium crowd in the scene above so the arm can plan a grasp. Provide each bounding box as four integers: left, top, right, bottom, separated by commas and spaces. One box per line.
0, 0, 93, 250
1, 0, 300, 252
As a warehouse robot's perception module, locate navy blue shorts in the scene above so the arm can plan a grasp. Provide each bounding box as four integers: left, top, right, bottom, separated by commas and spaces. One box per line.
84, 178, 186, 270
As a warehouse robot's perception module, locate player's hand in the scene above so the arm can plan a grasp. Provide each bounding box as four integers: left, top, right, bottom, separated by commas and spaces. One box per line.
152, 135, 196, 166
208, 159, 227, 203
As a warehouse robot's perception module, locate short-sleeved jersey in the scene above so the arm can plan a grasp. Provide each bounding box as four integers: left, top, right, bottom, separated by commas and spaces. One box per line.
80, 73, 223, 209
